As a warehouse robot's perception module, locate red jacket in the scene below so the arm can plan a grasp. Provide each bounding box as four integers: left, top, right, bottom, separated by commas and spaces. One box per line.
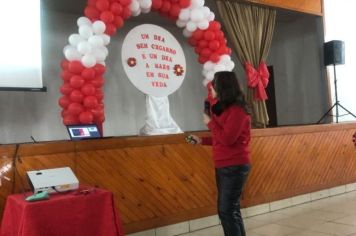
202, 105, 251, 168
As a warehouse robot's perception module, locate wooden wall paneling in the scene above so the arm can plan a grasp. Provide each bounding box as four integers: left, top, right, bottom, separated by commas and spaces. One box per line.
1, 124, 356, 233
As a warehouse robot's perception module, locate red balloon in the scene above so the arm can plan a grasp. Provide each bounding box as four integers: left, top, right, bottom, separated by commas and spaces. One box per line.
169, 4, 180, 17
215, 30, 225, 40
94, 114, 105, 123
58, 96, 71, 108
204, 30, 215, 41
61, 109, 70, 118
192, 29, 204, 40
179, 0, 190, 8
226, 47, 232, 55
81, 68, 96, 80
122, 7, 132, 19
81, 84, 96, 96
63, 115, 79, 125
95, 89, 104, 101
208, 40, 220, 51
84, 96, 99, 108
161, 1, 171, 12
60, 60, 69, 70
105, 23, 117, 35
79, 111, 94, 124
110, 2, 123, 15
70, 75, 85, 89
68, 103, 84, 115
194, 47, 202, 54
68, 61, 85, 74
61, 70, 74, 81
198, 40, 208, 48
96, 0, 110, 11
209, 21, 221, 31
152, 0, 163, 10
91, 107, 104, 118
188, 37, 197, 47
119, 0, 131, 6
84, 6, 100, 20
201, 48, 212, 58
114, 15, 124, 28
60, 83, 73, 95
198, 56, 208, 64
70, 90, 84, 103
210, 53, 220, 63
91, 77, 105, 88
94, 64, 106, 75
100, 11, 115, 23
87, 0, 97, 6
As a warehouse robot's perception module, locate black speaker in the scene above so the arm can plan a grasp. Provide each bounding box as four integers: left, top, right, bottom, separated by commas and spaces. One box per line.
324, 40, 345, 66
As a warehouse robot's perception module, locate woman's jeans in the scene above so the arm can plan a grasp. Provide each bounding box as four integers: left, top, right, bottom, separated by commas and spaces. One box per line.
216, 164, 251, 236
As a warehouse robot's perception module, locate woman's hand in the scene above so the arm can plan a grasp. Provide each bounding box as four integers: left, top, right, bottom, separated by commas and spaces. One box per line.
203, 113, 211, 125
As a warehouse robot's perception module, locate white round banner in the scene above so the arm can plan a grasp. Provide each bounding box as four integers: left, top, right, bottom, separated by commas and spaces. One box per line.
122, 24, 186, 97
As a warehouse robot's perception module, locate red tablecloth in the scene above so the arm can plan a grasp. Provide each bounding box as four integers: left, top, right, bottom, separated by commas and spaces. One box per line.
1, 187, 125, 236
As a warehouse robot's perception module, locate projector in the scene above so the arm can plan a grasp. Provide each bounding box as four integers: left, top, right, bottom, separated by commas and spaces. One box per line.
27, 167, 79, 194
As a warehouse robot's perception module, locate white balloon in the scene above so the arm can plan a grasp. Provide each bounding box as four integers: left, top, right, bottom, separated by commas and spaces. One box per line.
79, 25, 93, 39
130, 0, 140, 12
98, 61, 106, 66
203, 61, 215, 71
183, 28, 193, 37
101, 34, 111, 45
226, 61, 235, 71
186, 21, 197, 32
220, 55, 231, 63
214, 64, 226, 73
202, 6, 210, 17
179, 9, 191, 21
191, 0, 204, 8
92, 21, 106, 35
176, 19, 188, 28
100, 46, 109, 56
202, 69, 208, 76
190, 9, 204, 22
197, 19, 209, 30
141, 7, 151, 13
77, 17, 91, 27
88, 35, 104, 47
77, 41, 92, 55
132, 8, 141, 16
92, 48, 107, 61
63, 45, 71, 55
68, 34, 84, 46
64, 46, 82, 61
206, 71, 215, 80
139, 0, 152, 9
208, 12, 215, 21
81, 54, 97, 68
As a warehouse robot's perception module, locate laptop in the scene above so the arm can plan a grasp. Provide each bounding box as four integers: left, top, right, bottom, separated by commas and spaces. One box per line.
27, 167, 79, 194
66, 124, 101, 141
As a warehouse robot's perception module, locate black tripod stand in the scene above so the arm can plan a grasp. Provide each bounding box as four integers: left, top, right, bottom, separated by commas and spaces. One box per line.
317, 63, 356, 123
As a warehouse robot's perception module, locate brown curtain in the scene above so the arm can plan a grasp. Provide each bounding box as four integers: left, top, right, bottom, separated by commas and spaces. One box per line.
216, 1, 276, 127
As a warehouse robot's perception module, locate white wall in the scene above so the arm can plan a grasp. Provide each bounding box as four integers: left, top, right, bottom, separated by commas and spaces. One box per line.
324, 0, 356, 122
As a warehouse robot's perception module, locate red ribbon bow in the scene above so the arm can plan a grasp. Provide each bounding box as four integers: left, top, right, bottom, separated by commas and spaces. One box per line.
245, 62, 269, 101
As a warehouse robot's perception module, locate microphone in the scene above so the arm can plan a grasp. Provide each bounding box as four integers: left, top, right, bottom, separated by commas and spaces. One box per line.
204, 100, 211, 116
30, 136, 37, 143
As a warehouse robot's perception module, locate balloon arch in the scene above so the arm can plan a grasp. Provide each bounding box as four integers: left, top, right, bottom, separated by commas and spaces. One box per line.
58, 0, 235, 131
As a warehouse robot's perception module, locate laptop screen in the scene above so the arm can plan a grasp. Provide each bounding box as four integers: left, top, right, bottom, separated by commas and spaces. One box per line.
66, 124, 101, 140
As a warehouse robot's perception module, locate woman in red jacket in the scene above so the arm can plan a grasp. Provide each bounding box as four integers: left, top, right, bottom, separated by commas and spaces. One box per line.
189, 71, 251, 236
